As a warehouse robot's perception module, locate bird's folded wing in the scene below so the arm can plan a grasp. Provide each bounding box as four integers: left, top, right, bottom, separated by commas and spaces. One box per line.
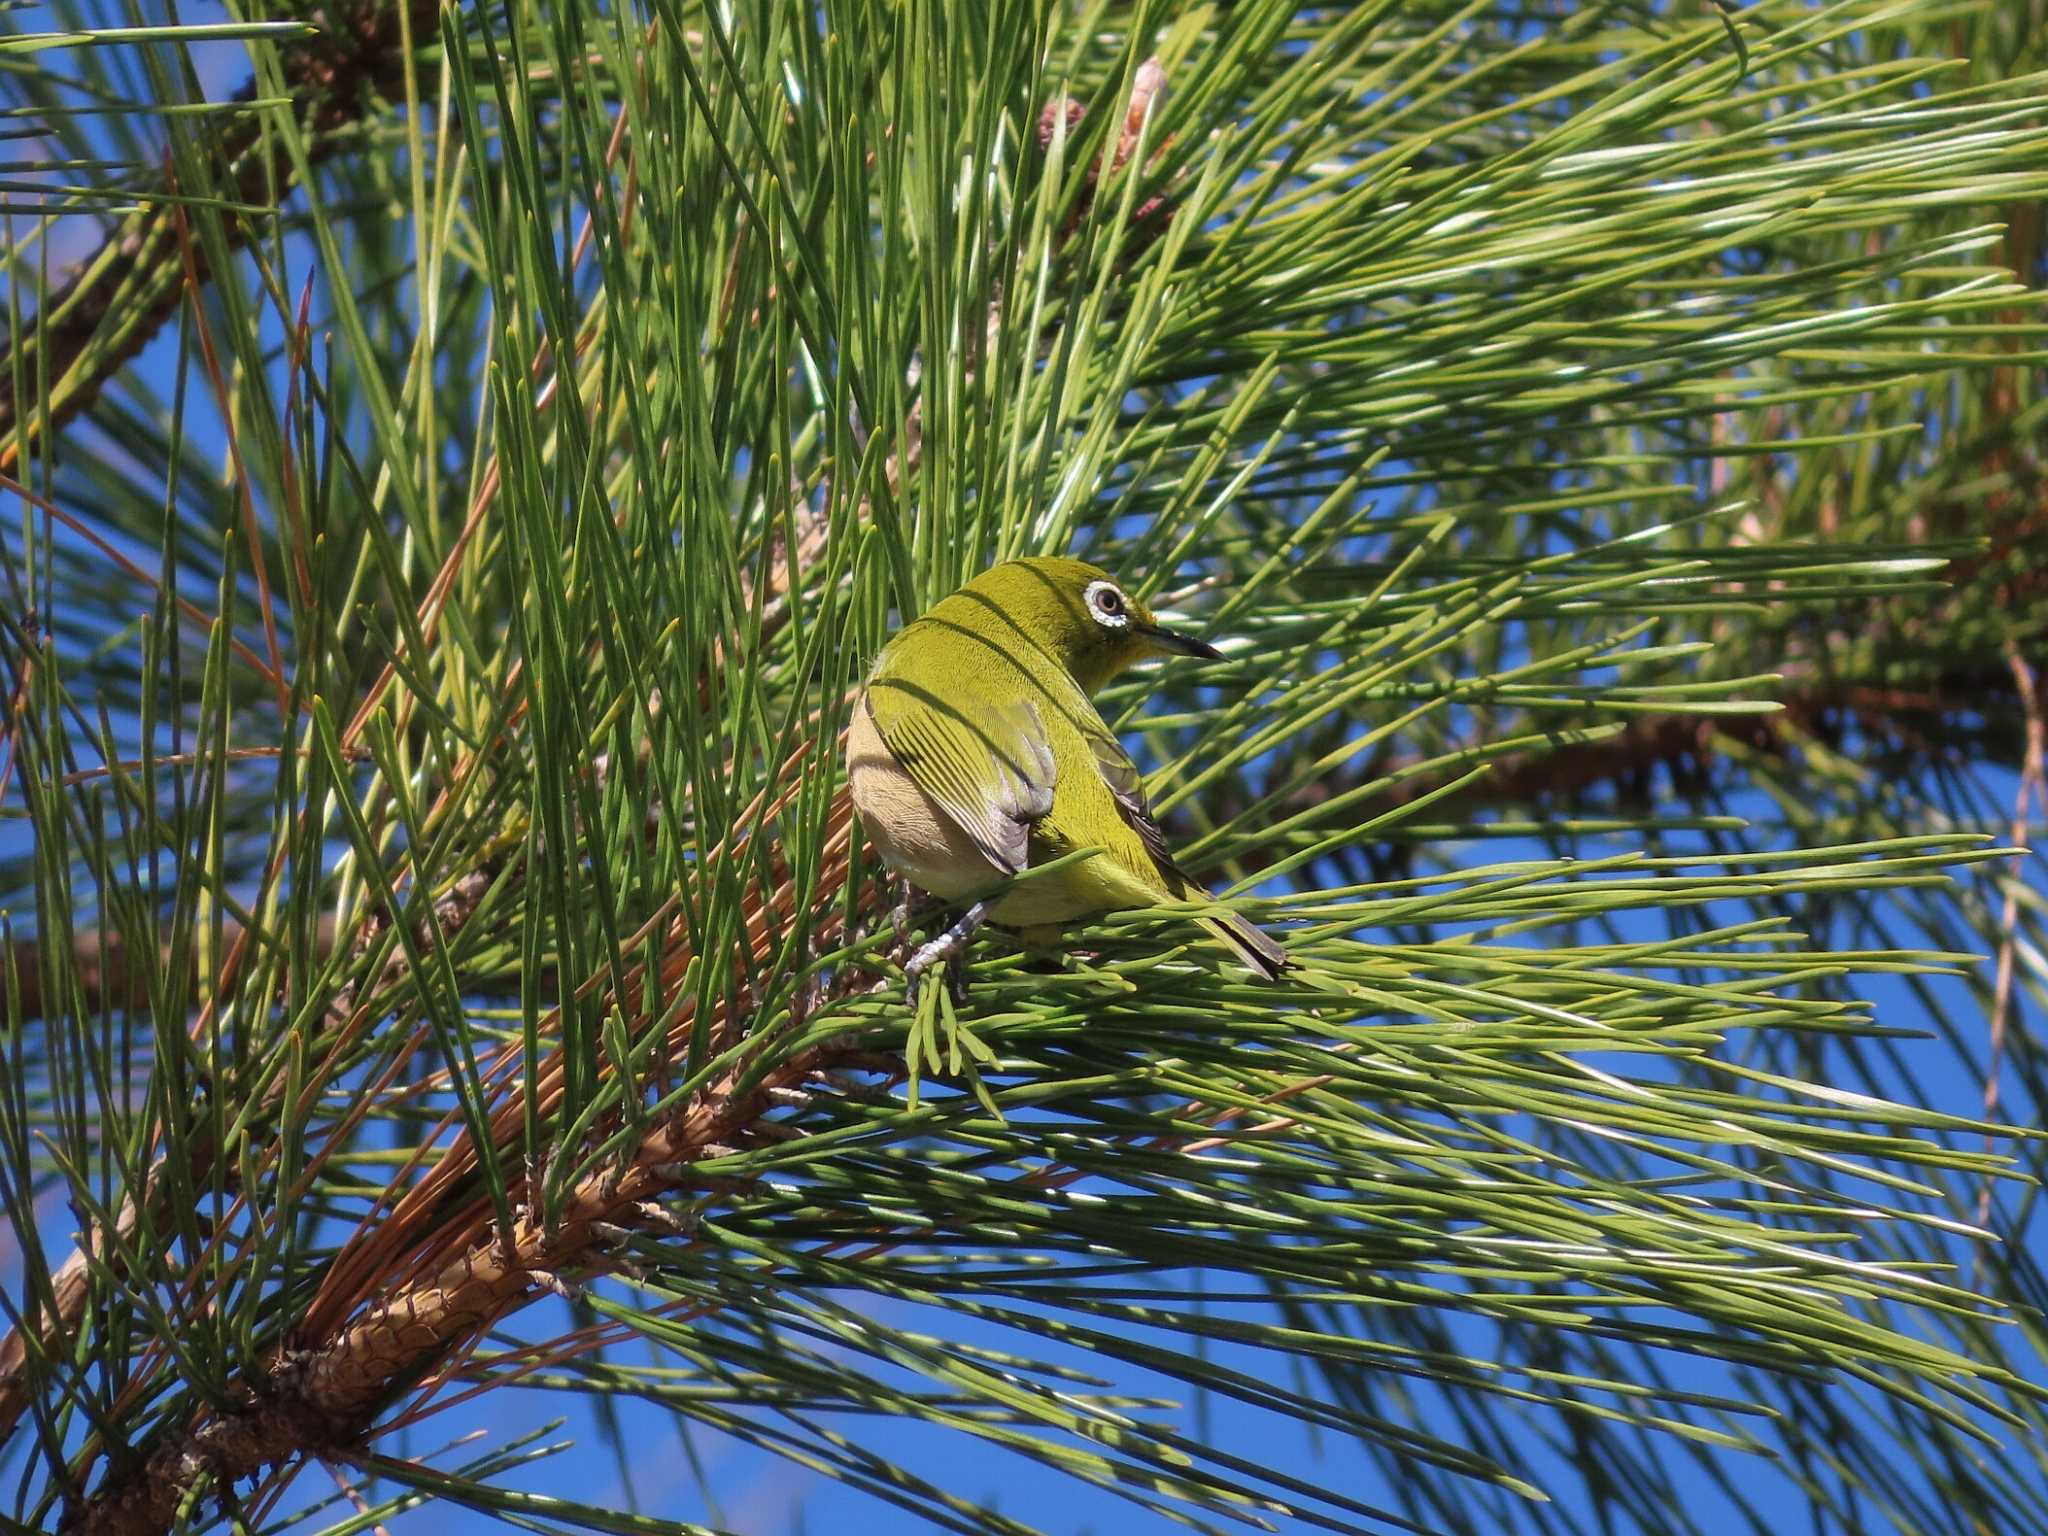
1074, 709, 1186, 883
864, 683, 1057, 876
1079, 708, 1286, 976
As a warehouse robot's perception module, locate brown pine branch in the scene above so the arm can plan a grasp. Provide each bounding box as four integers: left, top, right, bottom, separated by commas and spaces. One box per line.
1977, 643, 2044, 1228
64, 1038, 867, 1536
0, 864, 506, 1446
0, 913, 339, 1032
1238, 672, 2021, 839
61, 774, 878, 1536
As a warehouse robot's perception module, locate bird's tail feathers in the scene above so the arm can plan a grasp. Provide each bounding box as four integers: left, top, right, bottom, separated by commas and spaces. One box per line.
1199, 910, 1289, 982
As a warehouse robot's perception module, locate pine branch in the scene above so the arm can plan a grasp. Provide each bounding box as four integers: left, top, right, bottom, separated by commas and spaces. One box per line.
8, 5, 2048, 1533
1, 915, 337, 1027
60, 1048, 855, 1536
0, 60, 1171, 1490
0, 867, 507, 1448
59, 784, 881, 1536
0, 0, 439, 467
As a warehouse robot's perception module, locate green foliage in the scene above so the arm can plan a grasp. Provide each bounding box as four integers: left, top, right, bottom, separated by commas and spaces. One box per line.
0, 1, 2045, 1533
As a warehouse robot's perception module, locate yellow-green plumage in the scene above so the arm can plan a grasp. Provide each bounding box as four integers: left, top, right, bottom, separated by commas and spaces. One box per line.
847, 556, 1287, 980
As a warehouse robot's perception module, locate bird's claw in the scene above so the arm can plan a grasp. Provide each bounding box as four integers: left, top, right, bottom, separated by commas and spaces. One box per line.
890, 879, 943, 946
903, 944, 957, 1010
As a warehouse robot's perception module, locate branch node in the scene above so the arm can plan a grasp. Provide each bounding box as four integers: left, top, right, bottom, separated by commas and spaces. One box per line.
633, 1199, 699, 1237
531, 1269, 583, 1304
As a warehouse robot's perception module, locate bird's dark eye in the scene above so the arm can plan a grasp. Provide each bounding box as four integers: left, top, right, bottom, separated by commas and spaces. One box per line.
1097, 588, 1123, 614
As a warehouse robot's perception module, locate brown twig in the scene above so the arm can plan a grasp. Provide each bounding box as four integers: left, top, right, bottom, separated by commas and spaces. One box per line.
1977, 642, 2043, 1228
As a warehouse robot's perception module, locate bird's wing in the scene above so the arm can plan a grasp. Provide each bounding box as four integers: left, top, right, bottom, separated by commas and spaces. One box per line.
863, 682, 1056, 876
1079, 708, 1291, 979
1073, 708, 1185, 880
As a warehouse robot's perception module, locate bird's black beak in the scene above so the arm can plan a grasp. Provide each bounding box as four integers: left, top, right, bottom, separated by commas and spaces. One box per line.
1139, 621, 1224, 661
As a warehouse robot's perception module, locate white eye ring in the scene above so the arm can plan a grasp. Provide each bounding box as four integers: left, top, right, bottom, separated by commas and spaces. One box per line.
1084, 579, 1130, 628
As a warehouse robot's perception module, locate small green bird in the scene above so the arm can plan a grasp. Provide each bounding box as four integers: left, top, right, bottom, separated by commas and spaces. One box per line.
847, 556, 1288, 995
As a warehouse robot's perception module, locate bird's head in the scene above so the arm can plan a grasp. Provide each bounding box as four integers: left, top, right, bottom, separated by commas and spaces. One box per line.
948, 557, 1221, 694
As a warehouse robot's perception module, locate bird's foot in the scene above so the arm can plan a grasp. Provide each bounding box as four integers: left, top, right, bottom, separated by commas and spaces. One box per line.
904, 900, 989, 1008
888, 881, 941, 949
